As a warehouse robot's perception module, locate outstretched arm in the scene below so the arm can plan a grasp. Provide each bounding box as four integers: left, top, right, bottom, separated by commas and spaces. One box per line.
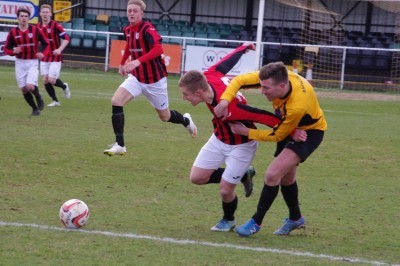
209, 42, 255, 75
229, 122, 307, 143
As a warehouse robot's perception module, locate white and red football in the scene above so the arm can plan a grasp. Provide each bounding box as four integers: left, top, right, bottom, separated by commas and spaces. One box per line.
59, 199, 90, 229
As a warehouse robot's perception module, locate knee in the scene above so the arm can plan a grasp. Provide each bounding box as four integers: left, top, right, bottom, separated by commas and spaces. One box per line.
158, 112, 170, 122
189, 173, 208, 185
25, 84, 35, 91
265, 171, 281, 186
219, 186, 235, 202
111, 96, 120, 106
48, 78, 56, 85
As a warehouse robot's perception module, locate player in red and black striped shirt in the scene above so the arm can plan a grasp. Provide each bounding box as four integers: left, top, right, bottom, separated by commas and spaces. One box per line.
104, 0, 197, 156
4, 7, 50, 116
178, 43, 306, 231
38, 4, 71, 107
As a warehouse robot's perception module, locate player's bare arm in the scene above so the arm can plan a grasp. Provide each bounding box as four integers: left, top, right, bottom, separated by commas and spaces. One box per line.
229, 122, 307, 142
228, 122, 249, 136
53, 39, 69, 55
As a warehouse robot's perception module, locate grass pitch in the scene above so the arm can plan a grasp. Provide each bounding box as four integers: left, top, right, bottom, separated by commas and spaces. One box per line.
0, 65, 399, 265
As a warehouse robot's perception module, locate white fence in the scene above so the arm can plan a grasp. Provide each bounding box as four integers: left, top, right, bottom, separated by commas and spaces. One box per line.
1, 24, 400, 91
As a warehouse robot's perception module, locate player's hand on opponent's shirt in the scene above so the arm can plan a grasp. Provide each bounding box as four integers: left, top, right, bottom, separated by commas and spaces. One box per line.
291, 129, 307, 142
36, 52, 44, 60
214, 99, 230, 120
228, 122, 249, 136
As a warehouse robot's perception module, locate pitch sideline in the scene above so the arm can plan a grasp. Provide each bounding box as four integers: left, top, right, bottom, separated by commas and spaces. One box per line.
0, 221, 396, 266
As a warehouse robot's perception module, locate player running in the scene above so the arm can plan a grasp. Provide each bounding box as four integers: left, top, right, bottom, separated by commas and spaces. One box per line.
104, 0, 197, 156
4, 7, 50, 116
38, 4, 71, 107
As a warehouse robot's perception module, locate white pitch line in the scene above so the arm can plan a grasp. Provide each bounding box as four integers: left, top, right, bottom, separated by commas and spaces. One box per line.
0, 221, 397, 266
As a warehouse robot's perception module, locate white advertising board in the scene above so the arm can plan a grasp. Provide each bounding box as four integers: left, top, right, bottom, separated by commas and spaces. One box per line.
0, 32, 15, 61
184, 45, 257, 76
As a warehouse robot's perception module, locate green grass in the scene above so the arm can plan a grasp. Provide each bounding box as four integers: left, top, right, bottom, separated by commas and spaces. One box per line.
0, 65, 399, 265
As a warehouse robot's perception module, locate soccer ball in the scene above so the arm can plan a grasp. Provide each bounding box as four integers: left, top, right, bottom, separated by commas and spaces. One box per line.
59, 199, 90, 229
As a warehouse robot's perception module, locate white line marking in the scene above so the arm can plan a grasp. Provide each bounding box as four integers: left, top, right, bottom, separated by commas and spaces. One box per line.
0, 221, 397, 266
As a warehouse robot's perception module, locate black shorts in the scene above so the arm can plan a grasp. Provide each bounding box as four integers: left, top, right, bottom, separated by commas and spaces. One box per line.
274, 130, 324, 162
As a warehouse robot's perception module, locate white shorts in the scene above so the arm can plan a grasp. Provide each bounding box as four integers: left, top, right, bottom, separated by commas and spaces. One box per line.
120, 74, 169, 110
193, 134, 258, 185
15, 59, 39, 88
40, 61, 62, 79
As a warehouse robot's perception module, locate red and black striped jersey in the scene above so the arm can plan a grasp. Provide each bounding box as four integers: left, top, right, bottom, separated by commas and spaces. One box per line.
4, 25, 49, 60
38, 20, 70, 62
121, 21, 167, 84
204, 45, 281, 145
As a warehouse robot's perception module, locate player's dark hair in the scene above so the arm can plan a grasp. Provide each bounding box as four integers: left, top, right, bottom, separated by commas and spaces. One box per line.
259, 61, 288, 85
17, 7, 31, 17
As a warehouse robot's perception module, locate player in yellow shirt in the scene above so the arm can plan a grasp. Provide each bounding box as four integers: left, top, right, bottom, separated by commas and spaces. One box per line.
214, 61, 327, 237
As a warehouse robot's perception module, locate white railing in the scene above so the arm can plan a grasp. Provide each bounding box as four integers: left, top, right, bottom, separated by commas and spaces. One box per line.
2, 24, 400, 90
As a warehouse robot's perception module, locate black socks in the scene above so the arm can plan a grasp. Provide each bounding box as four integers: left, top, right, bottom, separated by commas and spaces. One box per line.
54, 79, 66, 89
222, 196, 238, 221
281, 181, 302, 221
45, 83, 58, 102
112, 105, 125, 147
252, 184, 279, 225
168, 110, 188, 127
207, 168, 224, 184
23, 92, 37, 110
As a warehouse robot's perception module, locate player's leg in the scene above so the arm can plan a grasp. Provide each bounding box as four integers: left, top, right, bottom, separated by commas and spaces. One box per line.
273, 131, 323, 235
210, 179, 237, 232
16, 59, 37, 114
273, 166, 305, 236
235, 146, 300, 237
191, 135, 235, 231
212, 140, 257, 232
273, 165, 305, 235
52, 63, 70, 99
104, 75, 138, 156
41, 62, 59, 106
144, 77, 197, 138
26, 60, 44, 111
190, 134, 225, 184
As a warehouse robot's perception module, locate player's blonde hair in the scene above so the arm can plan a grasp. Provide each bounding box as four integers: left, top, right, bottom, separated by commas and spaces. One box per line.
40, 4, 52, 11
127, 0, 146, 11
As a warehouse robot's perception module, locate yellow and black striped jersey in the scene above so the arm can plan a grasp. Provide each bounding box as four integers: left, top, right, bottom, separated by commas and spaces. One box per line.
220, 70, 327, 142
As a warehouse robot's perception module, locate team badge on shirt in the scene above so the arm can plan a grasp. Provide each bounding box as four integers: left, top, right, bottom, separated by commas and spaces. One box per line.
47, 29, 51, 33
28, 33, 33, 38
135, 32, 139, 39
